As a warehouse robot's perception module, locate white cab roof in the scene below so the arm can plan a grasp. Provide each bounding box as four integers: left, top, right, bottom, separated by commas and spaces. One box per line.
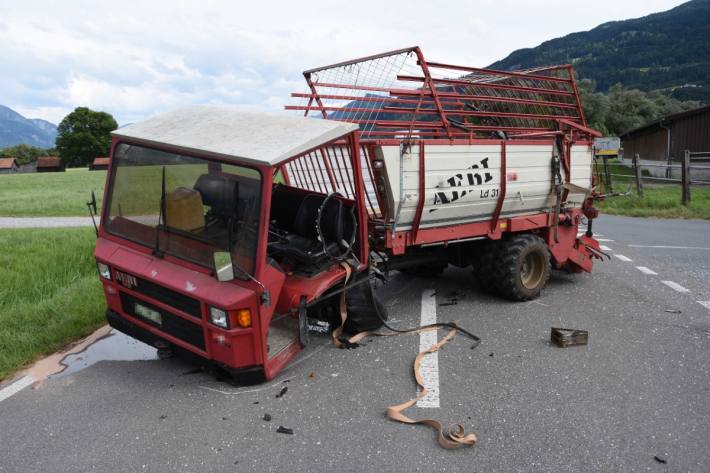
112, 105, 358, 166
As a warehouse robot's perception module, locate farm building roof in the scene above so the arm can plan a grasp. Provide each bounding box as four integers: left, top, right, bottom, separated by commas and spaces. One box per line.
111, 105, 358, 166
0, 157, 18, 169
36, 157, 63, 168
92, 157, 110, 166
621, 104, 710, 138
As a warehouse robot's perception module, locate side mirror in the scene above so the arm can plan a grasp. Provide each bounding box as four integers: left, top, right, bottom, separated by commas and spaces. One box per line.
213, 251, 234, 282
86, 190, 99, 236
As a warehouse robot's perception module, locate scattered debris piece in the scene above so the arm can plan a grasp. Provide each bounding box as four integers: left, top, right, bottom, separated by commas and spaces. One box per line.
551, 327, 589, 347
664, 309, 682, 314
275, 386, 288, 398
282, 379, 290, 384
253, 401, 259, 405
489, 353, 494, 357
308, 372, 315, 379
439, 300, 458, 307
276, 426, 294, 435
159, 415, 167, 420
263, 413, 272, 422
654, 455, 667, 464
180, 367, 202, 376
222, 416, 228, 421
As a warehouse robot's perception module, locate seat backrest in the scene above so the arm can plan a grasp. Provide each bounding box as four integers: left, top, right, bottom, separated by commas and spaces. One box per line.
293, 194, 343, 244
194, 173, 238, 217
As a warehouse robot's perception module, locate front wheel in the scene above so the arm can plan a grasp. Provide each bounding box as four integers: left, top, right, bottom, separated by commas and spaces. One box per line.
493, 234, 551, 301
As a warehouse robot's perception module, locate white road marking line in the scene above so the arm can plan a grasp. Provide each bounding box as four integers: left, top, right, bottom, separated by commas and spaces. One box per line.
636, 266, 658, 275
628, 245, 710, 250
596, 238, 614, 242
614, 254, 632, 262
698, 301, 710, 310
0, 375, 35, 403
662, 281, 690, 293
600, 245, 613, 252
417, 289, 439, 408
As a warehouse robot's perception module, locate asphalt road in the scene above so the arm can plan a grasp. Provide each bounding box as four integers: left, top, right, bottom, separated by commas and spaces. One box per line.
1, 215, 709, 472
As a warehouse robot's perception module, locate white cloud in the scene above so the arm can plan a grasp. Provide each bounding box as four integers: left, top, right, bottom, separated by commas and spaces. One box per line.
0, 0, 688, 124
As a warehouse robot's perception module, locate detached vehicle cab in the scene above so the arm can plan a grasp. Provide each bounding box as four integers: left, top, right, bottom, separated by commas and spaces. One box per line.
96, 106, 378, 382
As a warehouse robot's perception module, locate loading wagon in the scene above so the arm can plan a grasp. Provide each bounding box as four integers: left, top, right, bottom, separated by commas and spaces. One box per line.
93, 47, 603, 382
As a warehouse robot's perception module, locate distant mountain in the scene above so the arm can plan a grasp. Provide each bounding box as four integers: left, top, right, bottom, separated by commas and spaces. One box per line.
0, 105, 57, 149
489, 0, 710, 102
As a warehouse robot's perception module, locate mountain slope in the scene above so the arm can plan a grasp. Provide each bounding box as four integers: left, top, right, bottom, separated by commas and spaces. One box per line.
0, 105, 57, 149
490, 0, 710, 102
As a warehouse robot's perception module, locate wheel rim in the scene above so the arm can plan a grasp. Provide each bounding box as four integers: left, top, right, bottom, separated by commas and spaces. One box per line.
520, 250, 545, 290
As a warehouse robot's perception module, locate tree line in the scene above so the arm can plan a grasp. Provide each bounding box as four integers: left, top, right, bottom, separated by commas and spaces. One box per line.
577, 79, 701, 136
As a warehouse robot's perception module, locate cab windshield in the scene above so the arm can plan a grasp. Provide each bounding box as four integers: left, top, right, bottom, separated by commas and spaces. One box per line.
105, 143, 262, 278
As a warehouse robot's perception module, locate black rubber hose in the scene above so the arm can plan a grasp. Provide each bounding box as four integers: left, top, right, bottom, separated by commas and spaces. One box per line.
367, 280, 482, 349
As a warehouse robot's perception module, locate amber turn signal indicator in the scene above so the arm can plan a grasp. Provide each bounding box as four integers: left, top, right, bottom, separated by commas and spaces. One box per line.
236, 309, 251, 328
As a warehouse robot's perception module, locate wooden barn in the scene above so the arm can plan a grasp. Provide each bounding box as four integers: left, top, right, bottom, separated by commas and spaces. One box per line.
621, 105, 710, 162
0, 157, 19, 174
36, 156, 65, 172
89, 157, 110, 170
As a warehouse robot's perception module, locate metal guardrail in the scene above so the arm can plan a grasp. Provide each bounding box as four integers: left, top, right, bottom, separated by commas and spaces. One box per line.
596, 149, 709, 204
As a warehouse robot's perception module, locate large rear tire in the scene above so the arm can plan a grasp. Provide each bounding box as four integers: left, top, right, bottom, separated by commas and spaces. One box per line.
472, 241, 500, 294
493, 234, 551, 301
343, 279, 388, 334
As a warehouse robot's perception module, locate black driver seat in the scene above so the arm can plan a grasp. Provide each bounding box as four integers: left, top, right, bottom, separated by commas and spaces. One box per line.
270, 194, 345, 266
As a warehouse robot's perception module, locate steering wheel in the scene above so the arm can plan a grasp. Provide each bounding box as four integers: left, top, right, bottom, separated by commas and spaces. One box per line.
315, 192, 358, 261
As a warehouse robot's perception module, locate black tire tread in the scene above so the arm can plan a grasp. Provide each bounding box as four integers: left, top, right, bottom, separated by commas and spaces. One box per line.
343, 279, 388, 334
493, 234, 551, 301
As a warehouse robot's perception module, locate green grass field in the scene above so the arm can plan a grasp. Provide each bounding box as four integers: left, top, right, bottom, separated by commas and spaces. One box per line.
0, 227, 105, 381
0, 168, 107, 217
597, 161, 710, 219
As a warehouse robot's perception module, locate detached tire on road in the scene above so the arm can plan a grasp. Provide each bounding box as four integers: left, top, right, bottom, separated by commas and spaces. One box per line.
343, 279, 388, 334
493, 234, 551, 301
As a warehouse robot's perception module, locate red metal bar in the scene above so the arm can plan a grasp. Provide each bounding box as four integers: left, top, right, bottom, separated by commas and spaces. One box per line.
393, 89, 579, 109
304, 73, 327, 119
382, 106, 579, 121
358, 145, 380, 217
291, 92, 467, 109
422, 60, 573, 84
411, 141, 426, 241
319, 148, 338, 190
348, 132, 370, 267
304, 46, 417, 75
325, 146, 346, 194
334, 145, 356, 198
414, 47, 453, 139
397, 75, 575, 97
557, 118, 602, 137
280, 163, 291, 185
490, 142, 507, 233
566, 65, 587, 127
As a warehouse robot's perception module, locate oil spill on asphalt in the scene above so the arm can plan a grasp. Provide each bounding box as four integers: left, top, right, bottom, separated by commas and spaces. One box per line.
51, 329, 158, 379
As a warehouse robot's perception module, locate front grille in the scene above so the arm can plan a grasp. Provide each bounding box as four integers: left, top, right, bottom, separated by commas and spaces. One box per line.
114, 269, 202, 319
120, 292, 206, 350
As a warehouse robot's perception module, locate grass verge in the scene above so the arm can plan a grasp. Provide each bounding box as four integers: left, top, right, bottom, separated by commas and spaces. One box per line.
0, 227, 105, 381
0, 168, 106, 217
597, 180, 710, 220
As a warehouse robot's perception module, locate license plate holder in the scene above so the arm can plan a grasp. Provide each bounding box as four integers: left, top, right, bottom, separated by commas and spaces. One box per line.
135, 302, 162, 326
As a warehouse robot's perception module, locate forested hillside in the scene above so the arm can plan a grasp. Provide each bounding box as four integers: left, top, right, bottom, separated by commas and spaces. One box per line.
491, 0, 710, 103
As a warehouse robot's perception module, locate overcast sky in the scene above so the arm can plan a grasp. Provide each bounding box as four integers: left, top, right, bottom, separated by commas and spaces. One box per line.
0, 0, 687, 125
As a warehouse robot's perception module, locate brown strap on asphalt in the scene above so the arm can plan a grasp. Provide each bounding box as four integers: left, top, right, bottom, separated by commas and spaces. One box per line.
330, 263, 352, 349
332, 274, 477, 448
385, 328, 477, 449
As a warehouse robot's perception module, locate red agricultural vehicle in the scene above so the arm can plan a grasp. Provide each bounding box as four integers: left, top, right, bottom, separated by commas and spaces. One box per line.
93, 47, 603, 383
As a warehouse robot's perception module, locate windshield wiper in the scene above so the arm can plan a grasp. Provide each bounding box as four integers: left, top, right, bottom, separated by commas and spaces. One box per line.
153, 165, 166, 257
